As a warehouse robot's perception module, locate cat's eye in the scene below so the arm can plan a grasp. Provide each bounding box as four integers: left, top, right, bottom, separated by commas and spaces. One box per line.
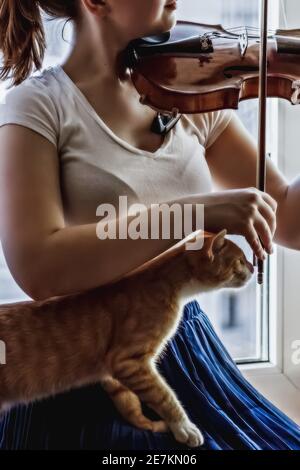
234, 258, 244, 270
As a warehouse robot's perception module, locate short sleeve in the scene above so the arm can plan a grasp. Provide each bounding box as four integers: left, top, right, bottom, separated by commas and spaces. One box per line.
0, 78, 59, 148
186, 109, 234, 150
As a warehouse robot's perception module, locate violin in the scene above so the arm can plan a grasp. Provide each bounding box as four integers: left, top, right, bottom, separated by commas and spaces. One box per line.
124, 0, 300, 285
126, 21, 300, 115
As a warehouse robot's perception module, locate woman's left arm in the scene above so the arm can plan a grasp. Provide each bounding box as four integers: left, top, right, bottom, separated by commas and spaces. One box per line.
205, 111, 300, 250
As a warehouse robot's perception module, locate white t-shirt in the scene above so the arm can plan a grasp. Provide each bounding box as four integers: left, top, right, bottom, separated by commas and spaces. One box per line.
0, 65, 233, 225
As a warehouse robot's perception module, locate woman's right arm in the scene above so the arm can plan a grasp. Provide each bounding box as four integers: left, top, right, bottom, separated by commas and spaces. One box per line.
0, 125, 276, 301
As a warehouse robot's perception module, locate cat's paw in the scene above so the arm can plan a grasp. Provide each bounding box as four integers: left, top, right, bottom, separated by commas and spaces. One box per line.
168, 419, 204, 448
151, 420, 169, 433
0, 401, 10, 416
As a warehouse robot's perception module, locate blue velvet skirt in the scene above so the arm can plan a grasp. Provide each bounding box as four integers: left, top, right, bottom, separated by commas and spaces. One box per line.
1, 300, 300, 450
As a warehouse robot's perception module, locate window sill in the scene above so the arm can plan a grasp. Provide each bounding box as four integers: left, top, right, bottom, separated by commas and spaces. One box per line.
239, 363, 300, 425
239, 361, 281, 375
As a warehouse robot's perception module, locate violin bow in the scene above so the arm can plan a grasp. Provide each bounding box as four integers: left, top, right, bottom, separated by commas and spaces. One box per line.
255, 0, 269, 285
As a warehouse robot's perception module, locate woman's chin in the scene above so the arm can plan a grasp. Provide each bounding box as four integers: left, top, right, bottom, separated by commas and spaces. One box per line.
158, 14, 177, 33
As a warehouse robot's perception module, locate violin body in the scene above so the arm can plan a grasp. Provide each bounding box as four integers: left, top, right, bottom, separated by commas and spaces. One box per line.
127, 21, 300, 114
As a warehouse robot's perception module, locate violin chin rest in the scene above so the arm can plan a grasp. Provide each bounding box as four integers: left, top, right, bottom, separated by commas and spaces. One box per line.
136, 31, 171, 46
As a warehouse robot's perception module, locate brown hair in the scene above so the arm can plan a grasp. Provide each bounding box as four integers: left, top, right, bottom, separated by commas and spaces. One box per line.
0, 0, 79, 87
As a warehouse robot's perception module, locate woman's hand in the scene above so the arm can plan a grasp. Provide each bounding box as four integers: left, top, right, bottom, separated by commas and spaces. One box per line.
199, 188, 278, 260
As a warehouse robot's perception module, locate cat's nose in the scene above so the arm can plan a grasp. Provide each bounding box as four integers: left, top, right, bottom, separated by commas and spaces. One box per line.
246, 259, 254, 274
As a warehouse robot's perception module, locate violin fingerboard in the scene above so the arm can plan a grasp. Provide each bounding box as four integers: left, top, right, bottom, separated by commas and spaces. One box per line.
276, 36, 300, 55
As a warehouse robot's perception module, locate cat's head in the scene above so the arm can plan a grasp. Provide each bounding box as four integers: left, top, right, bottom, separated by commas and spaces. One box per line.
184, 229, 254, 291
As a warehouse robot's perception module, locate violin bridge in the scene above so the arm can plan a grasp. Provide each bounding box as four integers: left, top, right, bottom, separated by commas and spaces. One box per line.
291, 80, 300, 105
239, 28, 248, 57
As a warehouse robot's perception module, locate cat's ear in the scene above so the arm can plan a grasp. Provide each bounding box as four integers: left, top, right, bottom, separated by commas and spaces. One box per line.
207, 229, 227, 261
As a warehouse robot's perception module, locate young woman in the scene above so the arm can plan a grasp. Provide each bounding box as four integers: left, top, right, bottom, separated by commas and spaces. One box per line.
0, 0, 299, 450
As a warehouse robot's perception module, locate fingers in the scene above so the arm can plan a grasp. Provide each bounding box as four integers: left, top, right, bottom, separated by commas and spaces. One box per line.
256, 196, 277, 254
260, 190, 278, 214
258, 199, 277, 239
244, 222, 266, 260
247, 188, 277, 254
247, 187, 278, 215
253, 212, 274, 256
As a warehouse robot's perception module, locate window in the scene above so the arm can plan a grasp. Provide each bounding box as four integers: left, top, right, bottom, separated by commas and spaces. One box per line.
0, 2, 279, 364
178, 0, 279, 363
277, 0, 300, 389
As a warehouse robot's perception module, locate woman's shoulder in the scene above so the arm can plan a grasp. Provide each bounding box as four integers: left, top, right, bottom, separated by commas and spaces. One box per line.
182, 109, 234, 149
0, 66, 61, 148
0, 66, 59, 107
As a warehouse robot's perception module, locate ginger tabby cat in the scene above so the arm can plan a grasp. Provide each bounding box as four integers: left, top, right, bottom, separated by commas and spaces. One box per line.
0, 229, 253, 448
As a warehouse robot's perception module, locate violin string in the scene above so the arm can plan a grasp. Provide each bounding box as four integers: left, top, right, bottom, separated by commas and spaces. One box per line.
205, 28, 295, 42
209, 2, 288, 41
226, 25, 276, 36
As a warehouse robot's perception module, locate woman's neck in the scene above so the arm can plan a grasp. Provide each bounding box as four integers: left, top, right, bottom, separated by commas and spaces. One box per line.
62, 18, 132, 85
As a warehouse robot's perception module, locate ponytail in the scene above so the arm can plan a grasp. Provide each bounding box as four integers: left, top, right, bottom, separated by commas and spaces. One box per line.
0, 0, 78, 87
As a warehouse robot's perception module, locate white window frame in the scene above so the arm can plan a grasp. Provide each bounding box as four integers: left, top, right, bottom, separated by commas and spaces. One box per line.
240, 0, 300, 423
277, 0, 300, 391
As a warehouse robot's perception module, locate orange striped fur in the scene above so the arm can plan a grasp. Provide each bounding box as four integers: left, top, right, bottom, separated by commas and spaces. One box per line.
0, 230, 253, 447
